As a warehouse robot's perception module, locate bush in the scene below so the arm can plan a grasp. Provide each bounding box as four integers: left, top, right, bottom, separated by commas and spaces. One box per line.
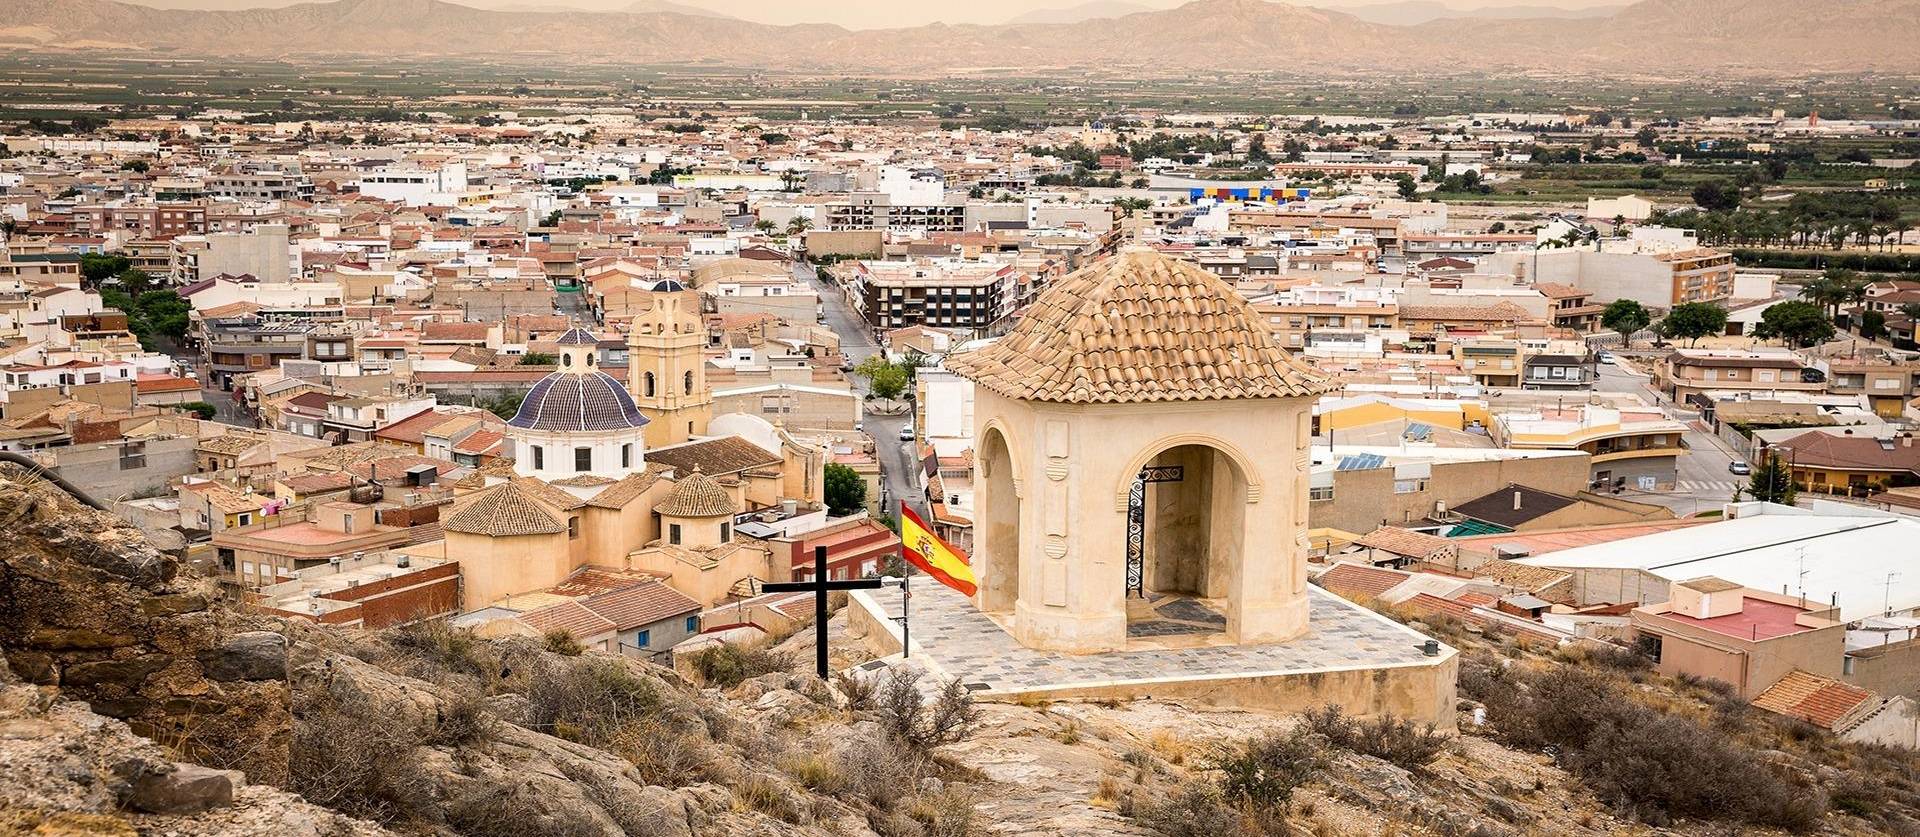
875, 669, 980, 753
1124, 781, 1258, 837
542, 628, 585, 656
610, 717, 716, 786
687, 642, 795, 688
290, 692, 432, 823
1205, 727, 1326, 814
425, 687, 495, 746
834, 669, 879, 710
1299, 705, 1448, 769
179, 400, 216, 420
387, 619, 501, 686
525, 658, 661, 746
1481, 666, 1824, 830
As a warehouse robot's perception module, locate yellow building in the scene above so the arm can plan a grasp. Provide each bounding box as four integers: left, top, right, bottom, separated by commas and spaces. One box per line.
627, 295, 713, 448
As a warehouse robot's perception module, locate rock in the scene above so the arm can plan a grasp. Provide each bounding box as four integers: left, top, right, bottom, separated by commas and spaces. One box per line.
196, 632, 287, 682
139, 593, 210, 616
27, 627, 138, 650
63, 655, 172, 690
114, 759, 238, 815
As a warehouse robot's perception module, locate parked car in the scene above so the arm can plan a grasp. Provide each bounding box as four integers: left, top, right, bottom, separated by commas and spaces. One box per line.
1597, 351, 1615, 364
1729, 461, 1752, 475
899, 426, 915, 442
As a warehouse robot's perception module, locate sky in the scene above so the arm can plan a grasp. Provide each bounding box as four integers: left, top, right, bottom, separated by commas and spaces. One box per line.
123, 0, 1635, 30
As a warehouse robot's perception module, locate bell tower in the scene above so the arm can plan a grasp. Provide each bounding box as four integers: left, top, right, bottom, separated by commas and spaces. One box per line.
627, 294, 712, 448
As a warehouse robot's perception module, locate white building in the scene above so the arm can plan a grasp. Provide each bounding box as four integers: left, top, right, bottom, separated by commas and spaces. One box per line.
506, 328, 651, 482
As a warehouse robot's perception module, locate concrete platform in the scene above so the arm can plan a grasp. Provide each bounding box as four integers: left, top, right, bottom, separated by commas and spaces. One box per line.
846, 583, 1459, 726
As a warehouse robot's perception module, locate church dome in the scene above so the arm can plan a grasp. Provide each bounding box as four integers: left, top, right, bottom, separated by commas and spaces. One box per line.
651, 279, 688, 293
654, 467, 734, 517
946, 249, 1335, 404
508, 371, 650, 432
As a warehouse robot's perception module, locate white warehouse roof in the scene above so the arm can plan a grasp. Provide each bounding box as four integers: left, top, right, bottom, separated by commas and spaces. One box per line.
1516, 503, 1920, 623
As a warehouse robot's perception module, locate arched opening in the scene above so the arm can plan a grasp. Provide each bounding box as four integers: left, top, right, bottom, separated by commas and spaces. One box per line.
684, 370, 694, 395
643, 372, 656, 397
977, 427, 1020, 615
1126, 443, 1247, 642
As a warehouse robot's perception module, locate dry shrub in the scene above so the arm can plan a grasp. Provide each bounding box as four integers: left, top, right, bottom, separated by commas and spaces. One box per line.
838, 733, 930, 809
903, 786, 976, 837
875, 668, 980, 753
1558, 641, 1652, 672
610, 717, 716, 786
1482, 666, 1824, 830
687, 642, 795, 688
835, 668, 879, 710
290, 693, 433, 824
779, 751, 849, 794
1299, 704, 1448, 769
425, 686, 495, 746
1149, 728, 1190, 765
1204, 727, 1326, 819
387, 618, 501, 685
525, 657, 661, 746
1123, 781, 1263, 837
542, 628, 585, 657
735, 773, 806, 823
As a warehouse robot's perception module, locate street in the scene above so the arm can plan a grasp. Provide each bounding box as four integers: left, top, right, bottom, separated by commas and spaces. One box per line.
1594, 357, 1745, 515
800, 261, 927, 520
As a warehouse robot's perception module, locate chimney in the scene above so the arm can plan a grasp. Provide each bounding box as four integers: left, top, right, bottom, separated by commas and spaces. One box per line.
1512, 490, 1522, 511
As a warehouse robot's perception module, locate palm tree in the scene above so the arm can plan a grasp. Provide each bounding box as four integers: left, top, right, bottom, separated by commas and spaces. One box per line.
786, 216, 811, 236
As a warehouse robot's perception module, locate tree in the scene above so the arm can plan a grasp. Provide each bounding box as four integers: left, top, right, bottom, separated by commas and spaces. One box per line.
823, 463, 868, 517
1748, 448, 1797, 505
518, 352, 557, 366
785, 216, 811, 236
79, 253, 131, 285
1662, 302, 1728, 346
480, 390, 525, 420
1600, 299, 1651, 346
1860, 309, 1887, 341
754, 219, 776, 235
1691, 180, 1742, 212
1752, 300, 1835, 348
866, 364, 907, 401
1395, 175, 1418, 201
178, 401, 217, 421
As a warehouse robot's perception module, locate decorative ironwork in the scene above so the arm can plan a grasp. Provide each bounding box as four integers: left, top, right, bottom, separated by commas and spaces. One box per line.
1126, 465, 1184, 598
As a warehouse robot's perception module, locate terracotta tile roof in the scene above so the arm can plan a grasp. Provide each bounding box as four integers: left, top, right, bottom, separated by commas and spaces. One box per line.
1356, 526, 1455, 560
509, 476, 587, 511
1400, 593, 1563, 646
516, 600, 616, 640
452, 429, 506, 456
135, 374, 200, 394
645, 436, 782, 477
1399, 302, 1533, 322
1752, 671, 1875, 730
584, 464, 673, 509
1472, 558, 1573, 596
548, 566, 663, 597
581, 580, 699, 631
1316, 562, 1412, 603
946, 250, 1334, 404
1455, 591, 1500, 607
655, 468, 735, 518
442, 481, 568, 536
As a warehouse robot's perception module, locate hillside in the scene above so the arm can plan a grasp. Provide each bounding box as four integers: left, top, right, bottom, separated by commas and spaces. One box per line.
2, 0, 1917, 72
4, 462, 1920, 837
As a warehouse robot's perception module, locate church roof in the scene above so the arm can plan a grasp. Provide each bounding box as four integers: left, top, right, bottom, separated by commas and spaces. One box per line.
443, 480, 569, 537
946, 250, 1334, 404
654, 468, 735, 518
552, 327, 601, 346
508, 370, 650, 432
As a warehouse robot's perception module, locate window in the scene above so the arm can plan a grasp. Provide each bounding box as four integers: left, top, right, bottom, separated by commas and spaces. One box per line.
1309, 485, 1335, 501
684, 370, 694, 394
1393, 479, 1428, 494
685, 616, 698, 633
643, 372, 655, 397
720, 522, 731, 541
575, 447, 592, 472
669, 523, 682, 545
568, 517, 580, 539
236, 512, 252, 526
621, 444, 632, 469
532, 445, 544, 470
635, 629, 651, 648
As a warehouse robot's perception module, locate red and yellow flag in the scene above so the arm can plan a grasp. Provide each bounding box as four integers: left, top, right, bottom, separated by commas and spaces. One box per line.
899, 502, 977, 596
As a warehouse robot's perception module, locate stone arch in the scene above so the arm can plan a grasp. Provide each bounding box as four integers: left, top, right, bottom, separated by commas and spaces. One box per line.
976, 424, 1022, 614
643, 372, 656, 397
1123, 440, 1255, 636
1111, 433, 1264, 513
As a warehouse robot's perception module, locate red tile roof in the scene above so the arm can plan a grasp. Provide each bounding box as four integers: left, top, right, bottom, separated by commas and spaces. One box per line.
581, 581, 699, 631
1753, 671, 1875, 730
1400, 593, 1563, 646
1317, 562, 1411, 603
517, 600, 616, 640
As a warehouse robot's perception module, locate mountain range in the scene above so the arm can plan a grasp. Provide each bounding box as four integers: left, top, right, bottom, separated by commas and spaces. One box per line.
1, 0, 1914, 74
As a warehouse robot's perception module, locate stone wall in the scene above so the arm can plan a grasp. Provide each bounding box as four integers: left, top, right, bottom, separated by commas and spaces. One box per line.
0, 466, 292, 783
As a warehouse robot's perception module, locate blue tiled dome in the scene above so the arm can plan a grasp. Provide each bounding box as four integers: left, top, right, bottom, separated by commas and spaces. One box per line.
508, 371, 650, 432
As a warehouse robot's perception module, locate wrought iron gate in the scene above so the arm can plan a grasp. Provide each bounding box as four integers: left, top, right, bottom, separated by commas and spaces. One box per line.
1125, 465, 1184, 598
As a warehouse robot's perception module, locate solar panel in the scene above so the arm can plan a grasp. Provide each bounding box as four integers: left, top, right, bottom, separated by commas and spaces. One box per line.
1336, 453, 1386, 471
1405, 422, 1433, 441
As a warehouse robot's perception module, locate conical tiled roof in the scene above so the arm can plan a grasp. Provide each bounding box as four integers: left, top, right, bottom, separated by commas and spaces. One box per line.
946, 250, 1335, 404
443, 481, 568, 537
654, 467, 735, 518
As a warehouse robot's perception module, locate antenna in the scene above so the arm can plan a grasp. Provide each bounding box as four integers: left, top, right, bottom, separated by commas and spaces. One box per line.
1796, 547, 1808, 606
1886, 571, 1902, 617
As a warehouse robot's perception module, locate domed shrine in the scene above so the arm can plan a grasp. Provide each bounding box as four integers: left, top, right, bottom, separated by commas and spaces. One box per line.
508, 327, 651, 481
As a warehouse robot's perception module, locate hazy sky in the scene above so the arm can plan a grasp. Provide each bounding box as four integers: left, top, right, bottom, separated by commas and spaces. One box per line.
124, 0, 1634, 30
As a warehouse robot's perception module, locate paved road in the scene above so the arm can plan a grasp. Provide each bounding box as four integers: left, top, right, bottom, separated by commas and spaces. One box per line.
800, 261, 926, 520
197, 387, 254, 428
1594, 357, 1743, 514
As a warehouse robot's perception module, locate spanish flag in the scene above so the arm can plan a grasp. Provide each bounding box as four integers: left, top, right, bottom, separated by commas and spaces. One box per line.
899, 502, 977, 596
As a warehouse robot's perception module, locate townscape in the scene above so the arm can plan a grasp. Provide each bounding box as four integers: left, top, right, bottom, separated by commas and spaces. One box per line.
5, 0, 1920, 835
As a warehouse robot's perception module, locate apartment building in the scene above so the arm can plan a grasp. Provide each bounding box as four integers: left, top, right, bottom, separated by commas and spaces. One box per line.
199, 317, 315, 389
824, 192, 965, 233
1253, 284, 1400, 351
1655, 348, 1822, 406
1494, 405, 1690, 490
1485, 230, 1737, 309
208, 169, 314, 202
1819, 357, 1920, 419
842, 257, 1015, 332
1535, 283, 1604, 333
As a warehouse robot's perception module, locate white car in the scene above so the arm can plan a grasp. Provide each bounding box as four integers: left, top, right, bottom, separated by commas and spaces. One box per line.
898, 426, 915, 442
1597, 351, 1616, 364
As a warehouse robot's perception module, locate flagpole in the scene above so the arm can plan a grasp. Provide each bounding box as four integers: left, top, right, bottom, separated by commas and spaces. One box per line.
901, 570, 911, 658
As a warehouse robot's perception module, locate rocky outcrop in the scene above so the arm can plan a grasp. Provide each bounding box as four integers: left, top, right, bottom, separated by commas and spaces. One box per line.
0, 466, 292, 784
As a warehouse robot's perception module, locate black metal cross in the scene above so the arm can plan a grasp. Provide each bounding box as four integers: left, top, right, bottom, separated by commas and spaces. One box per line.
760, 545, 888, 679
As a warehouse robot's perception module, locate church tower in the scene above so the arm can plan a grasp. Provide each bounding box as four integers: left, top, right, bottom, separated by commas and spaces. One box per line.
627, 293, 712, 448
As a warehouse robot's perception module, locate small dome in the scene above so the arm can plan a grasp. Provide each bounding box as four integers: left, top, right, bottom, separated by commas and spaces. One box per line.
553, 327, 601, 346
655, 468, 734, 517
651, 279, 688, 293
508, 371, 650, 432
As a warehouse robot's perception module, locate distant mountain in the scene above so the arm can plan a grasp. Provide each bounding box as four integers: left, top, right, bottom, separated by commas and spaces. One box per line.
3, 0, 1915, 74
1328, 0, 1624, 25
1005, 0, 1156, 25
